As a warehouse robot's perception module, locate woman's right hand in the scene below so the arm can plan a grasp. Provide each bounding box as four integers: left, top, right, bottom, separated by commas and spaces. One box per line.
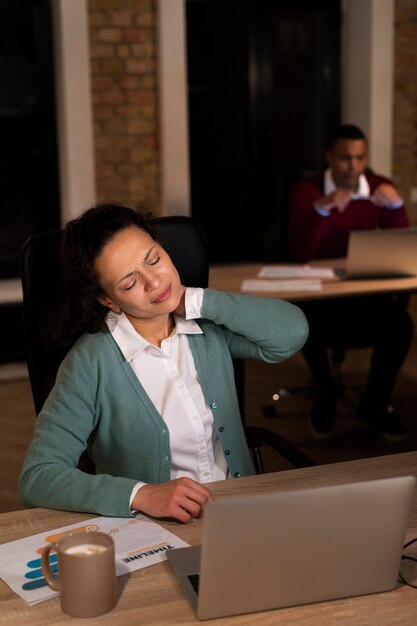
131, 477, 214, 523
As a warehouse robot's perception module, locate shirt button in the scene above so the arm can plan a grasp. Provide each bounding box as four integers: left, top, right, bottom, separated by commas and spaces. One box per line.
219, 426, 224, 432
211, 402, 218, 409
225, 449, 230, 456
178, 385, 184, 390
234, 472, 241, 478
193, 415, 199, 421
203, 471, 209, 477
199, 444, 206, 451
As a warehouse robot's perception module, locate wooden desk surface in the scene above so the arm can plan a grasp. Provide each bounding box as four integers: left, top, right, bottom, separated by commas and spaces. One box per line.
2, 452, 417, 625
209, 260, 417, 301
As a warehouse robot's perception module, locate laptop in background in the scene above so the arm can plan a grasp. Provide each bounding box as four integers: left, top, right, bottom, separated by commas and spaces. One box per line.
343, 228, 417, 279
166, 476, 415, 620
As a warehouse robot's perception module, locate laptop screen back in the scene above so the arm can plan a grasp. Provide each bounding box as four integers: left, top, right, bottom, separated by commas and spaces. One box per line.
167, 475, 415, 620
345, 228, 417, 279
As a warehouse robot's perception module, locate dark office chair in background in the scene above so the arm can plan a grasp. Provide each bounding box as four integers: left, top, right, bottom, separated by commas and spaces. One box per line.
262, 168, 370, 417
20, 215, 315, 474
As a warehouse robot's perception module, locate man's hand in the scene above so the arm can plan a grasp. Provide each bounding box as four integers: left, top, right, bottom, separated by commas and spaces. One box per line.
371, 183, 402, 207
316, 189, 353, 213
132, 478, 214, 523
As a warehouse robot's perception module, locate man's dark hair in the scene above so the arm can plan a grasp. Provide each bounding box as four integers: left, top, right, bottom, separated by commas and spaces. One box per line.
326, 124, 367, 151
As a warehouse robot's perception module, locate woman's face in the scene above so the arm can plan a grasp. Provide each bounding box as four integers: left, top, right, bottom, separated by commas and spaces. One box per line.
94, 225, 183, 320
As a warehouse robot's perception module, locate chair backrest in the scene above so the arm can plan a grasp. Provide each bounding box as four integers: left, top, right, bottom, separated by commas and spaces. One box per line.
20, 215, 209, 415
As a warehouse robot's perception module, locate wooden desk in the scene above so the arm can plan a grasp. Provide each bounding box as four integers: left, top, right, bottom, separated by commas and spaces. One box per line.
209, 260, 417, 301
2, 452, 417, 625
209, 261, 417, 420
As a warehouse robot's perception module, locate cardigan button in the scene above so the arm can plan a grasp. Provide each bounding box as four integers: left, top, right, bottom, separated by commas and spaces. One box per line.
219, 426, 224, 432
234, 472, 241, 478
225, 449, 230, 456
211, 402, 218, 409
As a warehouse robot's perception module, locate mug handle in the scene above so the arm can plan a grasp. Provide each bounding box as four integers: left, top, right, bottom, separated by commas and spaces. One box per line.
41, 543, 60, 591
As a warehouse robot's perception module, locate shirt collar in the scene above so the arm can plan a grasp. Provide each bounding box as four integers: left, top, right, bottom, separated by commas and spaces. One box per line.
106, 311, 202, 362
324, 167, 370, 199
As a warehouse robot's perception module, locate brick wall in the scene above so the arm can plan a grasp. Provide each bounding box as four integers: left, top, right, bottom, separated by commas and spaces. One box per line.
88, 0, 160, 212
393, 0, 417, 226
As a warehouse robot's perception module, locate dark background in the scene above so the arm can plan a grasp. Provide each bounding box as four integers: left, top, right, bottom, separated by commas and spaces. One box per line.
186, 0, 341, 262
0, 0, 59, 363
0, 0, 59, 280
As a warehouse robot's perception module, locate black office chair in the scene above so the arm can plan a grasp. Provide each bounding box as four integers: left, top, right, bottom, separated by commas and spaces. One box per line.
262, 168, 378, 417
20, 215, 315, 474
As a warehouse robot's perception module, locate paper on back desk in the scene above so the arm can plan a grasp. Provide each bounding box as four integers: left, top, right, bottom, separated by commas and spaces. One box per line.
241, 278, 322, 292
258, 265, 335, 278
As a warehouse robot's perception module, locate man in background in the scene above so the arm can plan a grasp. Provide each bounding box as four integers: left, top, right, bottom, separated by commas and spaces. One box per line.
288, 123, 413, 442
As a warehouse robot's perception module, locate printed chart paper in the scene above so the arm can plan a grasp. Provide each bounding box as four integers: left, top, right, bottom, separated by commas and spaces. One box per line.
0, 515, 189, 606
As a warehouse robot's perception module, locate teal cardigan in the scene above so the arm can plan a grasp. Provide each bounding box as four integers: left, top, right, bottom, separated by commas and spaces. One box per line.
19, 289, 308, 517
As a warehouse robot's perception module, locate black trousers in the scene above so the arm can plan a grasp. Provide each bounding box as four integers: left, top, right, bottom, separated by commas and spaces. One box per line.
299, 293, 414, 406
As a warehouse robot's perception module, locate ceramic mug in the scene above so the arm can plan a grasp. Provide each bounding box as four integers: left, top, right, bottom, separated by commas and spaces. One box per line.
41, 530, 117, 617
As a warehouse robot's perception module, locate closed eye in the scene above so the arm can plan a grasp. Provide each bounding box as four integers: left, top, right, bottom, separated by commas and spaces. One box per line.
123, 256, 160, 290
125, 279, 137, 291
148, 254, 160, 266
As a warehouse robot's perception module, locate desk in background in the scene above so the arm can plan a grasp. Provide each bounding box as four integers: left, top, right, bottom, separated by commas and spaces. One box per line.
1, 451, 417, 625
209, 261, 417, 419
209, 259, 417, 301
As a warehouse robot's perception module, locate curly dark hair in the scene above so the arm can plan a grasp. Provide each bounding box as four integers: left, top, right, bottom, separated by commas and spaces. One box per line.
50, 202, 159, 347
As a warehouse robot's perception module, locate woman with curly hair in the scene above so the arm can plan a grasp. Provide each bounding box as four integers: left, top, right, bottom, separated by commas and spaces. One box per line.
19, 203, 308, 522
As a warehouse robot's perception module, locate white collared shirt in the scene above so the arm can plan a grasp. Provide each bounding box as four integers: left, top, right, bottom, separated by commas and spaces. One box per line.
317, 168, 403, 214
313, 169, 372, 217
106, 288, 228, 506
324, 167, 370, 199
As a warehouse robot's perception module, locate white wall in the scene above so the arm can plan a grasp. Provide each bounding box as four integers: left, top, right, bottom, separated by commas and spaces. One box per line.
342, 0, 395, 176
52, 0, 96, 224
158, 0, 190, 216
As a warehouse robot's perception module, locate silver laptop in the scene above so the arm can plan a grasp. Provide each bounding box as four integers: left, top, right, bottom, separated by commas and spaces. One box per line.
166, 476, 415, 620
343, 228, 417, 279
